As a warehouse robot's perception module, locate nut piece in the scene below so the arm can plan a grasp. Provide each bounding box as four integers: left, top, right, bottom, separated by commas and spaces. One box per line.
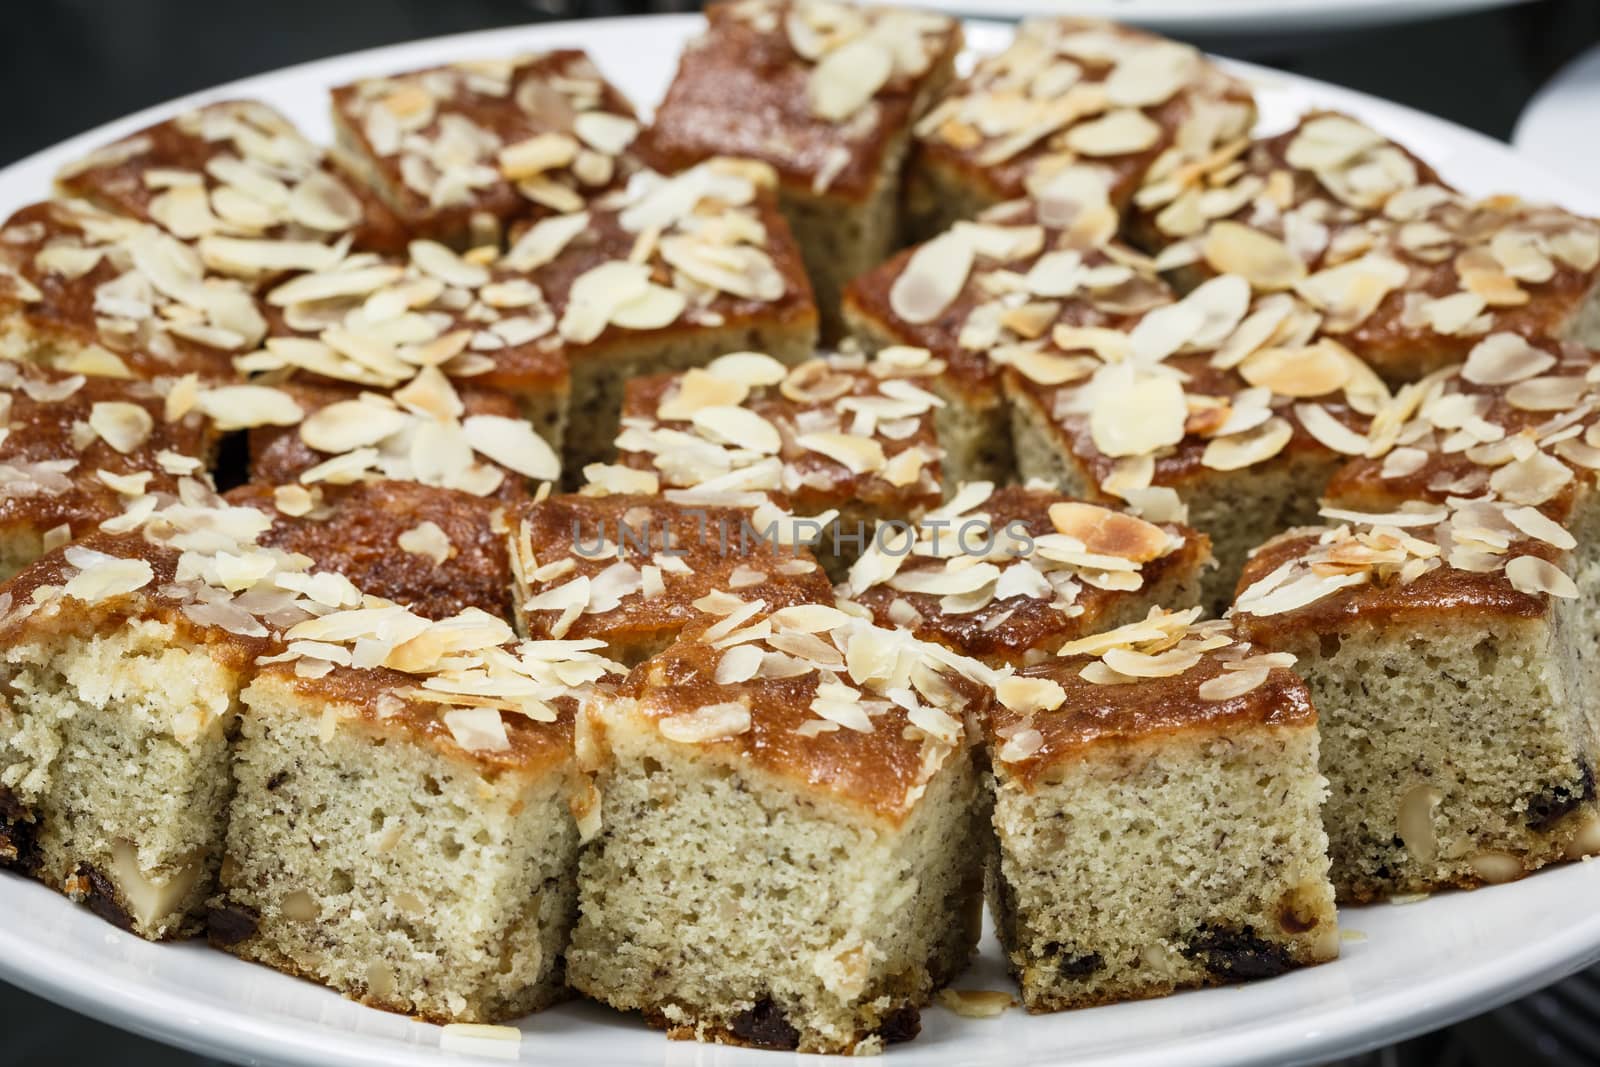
1396, 785, 1441, 863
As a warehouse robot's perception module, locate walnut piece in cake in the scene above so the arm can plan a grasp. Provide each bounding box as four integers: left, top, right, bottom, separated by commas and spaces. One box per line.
1134, 111, 1600, 382
848, 483, 1210, 665
844, 188, 1172, 482
985, 607, 1338, 1010
1232, 497, 1600, 901
639, 0, 962, 335
330, 52, 641, 248
503, 158, 817, 475
0, 482, 366, 939
214, 607, 622, 1022
1003, 277, 1388, 606
508, 492, 834, 663
568, 605, 992, 1053
55, 99, 408, 260
906, 17, 1255, 242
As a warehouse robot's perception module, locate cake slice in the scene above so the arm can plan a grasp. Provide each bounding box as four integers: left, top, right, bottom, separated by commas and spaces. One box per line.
905, 16, 1255, 241
1232, 497, 1600, 901
844, 190, 1173, 483
0, 199, 261, 381
0, 481, 360, 939
330, 51, 641, 248
54, 99, 407, 262
225, 479, 519, 622
568, 605, 992, 1052
615, 346, 944, 573
848, 483, 1210, 665
984, 607, 1338, 1010
212, 607, 623, 1022
0, 362, 213, 580
1133, 111, 1600, 382
1003, 278, 1387, 606
502, 158, 817, 474
638, 0, 961, 334
507, 491, 834, 663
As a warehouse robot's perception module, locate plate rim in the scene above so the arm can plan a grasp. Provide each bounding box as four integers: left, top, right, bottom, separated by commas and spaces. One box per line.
896, 0, 1536, 35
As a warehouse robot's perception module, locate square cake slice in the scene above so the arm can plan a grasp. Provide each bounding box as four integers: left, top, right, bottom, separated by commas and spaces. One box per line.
848, 483, 1210, 665
1003, 278, 1387, 607
1133, 111, 1600, 383
1232, 497, 1600, 901
330, 51, 641, 248
0, 199, 262, 381
212, 607, 623, 1022
54, 99, 408, 261
503, 159, 817, 474
905, 16, 1255, 242
507, 492, 834, 664
568, 605, 991, 1053
0, 363, 213, 580
639, 0, 961, 334
0, 483, 359, 939
615, 346, 944, 571
984, 608, 1337, 1010
844, 189, 1173, 483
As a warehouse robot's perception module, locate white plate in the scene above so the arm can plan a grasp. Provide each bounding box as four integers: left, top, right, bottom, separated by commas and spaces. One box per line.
901, 0, 1535, 37
1514, 43, 1600, 194
2, 13, 1599, 1067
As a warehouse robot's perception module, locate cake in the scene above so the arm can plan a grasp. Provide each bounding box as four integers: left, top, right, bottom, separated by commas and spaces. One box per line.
638, 0, 961, 335
1133, 111, 1600, 382
0, 362, 212, 580
615, 346, 944, 572
904, 17, 1255, 242
0, 198, 261, 381
501, 158, 817, 475
984, 607, 1338, 1010
847, 483, 1210, 665
566, 604, 992, 1052
212, 605, 623, 1022
54, 99, 408, 262
329, 52, 641, 248
225, 478, 520, 622
0, 482, 360, 939
843, 189, 1173, 483
507, 491, 835, 663
1232, 497, 1600, 901
1002, 278, 1388, 605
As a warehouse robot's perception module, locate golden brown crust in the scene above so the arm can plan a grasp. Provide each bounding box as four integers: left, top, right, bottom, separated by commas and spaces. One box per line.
638, 0, 961, 204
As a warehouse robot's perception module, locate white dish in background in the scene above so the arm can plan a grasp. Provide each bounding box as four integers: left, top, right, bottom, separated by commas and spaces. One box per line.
902, 0, 1536, 37
2, 13, 1599, 1067
1514, 43, 1600, 194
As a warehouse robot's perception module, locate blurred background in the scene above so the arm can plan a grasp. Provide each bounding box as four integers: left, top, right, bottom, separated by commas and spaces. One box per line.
3, 0, 1600, 1064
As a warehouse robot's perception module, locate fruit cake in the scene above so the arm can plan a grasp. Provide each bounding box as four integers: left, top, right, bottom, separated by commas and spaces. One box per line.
225, 479, 519, 622
54, 99, 408, 262
1133, 111, 1600, 382
567, 604, 992, 1053
615, 346, 944, 572
1003, 277, 1388, 606
507, 491, 834, 663
984, 607, 1338, 1011
0, 198, 260, 381
0, 362, 213, 580
638, 0, 961, 335
502, 159, 817, 475
236, 239, 571, 445
843, 189, 1173, 482
1232, 497, 1600, 901
212, 606, 623, 1023
847, 483, 1210, 665
905, 16, 1255, 242
0, 482, 362, 939
329, 52, 641, 248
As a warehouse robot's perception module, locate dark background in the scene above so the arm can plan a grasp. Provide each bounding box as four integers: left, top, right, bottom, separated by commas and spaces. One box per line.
3, 1, 1599, 1064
